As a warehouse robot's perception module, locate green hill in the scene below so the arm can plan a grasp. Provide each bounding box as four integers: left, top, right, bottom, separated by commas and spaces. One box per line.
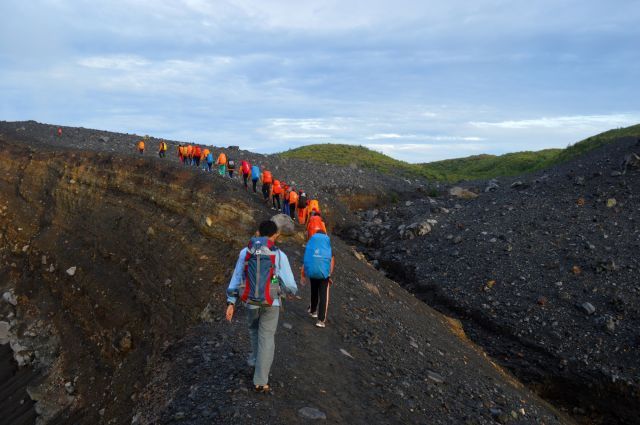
279, 124, 640, 182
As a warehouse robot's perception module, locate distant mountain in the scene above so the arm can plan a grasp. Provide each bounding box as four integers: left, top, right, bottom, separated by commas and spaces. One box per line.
279, 124, 640, 182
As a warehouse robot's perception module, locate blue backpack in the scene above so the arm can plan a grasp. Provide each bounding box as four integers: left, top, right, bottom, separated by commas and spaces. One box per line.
240, 237, 281, 306
303, 233, 332, 279
206, 153, 214, 164
251, 165, 261, 181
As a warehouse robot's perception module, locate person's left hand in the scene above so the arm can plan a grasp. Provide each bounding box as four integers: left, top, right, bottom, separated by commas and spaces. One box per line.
225, 304, 235, 322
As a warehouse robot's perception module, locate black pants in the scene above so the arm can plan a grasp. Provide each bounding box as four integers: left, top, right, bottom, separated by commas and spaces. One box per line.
228, 170, 234, 178
289, 204, 296, 220
272, 194, 281, 209
243, 173, 249, 188
158, 151, 165, 158
262, 183, 271, 200
310, 278, 331, 322
252, 179, 258, 192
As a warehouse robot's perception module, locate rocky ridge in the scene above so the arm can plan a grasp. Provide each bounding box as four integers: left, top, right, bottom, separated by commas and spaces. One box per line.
346, 136, 640, 424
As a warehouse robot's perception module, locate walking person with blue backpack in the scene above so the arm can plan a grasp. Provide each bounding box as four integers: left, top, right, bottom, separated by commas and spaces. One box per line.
301, 230, 335, 328
250, 164, 261, 193
225, 220, 298, 392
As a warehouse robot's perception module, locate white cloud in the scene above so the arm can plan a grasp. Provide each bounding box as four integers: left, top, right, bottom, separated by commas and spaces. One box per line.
469, 114, 640, 130
366, 133, 410, 140
78, 55, 150, 70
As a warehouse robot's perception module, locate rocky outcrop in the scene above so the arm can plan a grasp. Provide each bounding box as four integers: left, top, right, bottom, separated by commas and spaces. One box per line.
0, 139, 259, 424
347, 136, 640, 425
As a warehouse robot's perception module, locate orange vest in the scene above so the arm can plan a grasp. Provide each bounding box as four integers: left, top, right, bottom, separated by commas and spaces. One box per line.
187, 145, 193, 157
217, 153, 227, 165
289, 191, 299, 204
272, 181, 283, 195
137, 141, 145, 150
262, 170, 273, 184
307, 216, 327, 238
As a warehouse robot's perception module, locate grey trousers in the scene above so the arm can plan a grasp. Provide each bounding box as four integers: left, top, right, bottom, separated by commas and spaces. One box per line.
247, 306, 280, 386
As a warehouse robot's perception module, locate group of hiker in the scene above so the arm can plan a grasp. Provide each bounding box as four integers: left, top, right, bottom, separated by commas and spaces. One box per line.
134, 137, 334, 394
220, 158, 333, 393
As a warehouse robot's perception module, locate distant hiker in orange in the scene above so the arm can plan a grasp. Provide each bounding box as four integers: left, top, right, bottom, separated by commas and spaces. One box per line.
201, 148, 210, 171
216, 152, 227, 176
288, 188, 298, 220
261, 169, 273, 202
305, 199, 321, 224
306, 211, 327, 240
241, 160, 251, 190
193, 145, 202, 167
271, 179, 283, 210
178, 145, 187, 165
158, 140, 168, 158
301, 230, 335, 328
297, 190, 308, 224
186, 144, 194, 165
137, 139, 145, 155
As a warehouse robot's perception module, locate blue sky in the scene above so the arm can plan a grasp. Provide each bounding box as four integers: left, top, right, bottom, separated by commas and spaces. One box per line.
1, 0, 639, 162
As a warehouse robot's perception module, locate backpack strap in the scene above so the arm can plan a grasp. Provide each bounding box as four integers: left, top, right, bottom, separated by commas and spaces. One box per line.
240, 249, 252, 302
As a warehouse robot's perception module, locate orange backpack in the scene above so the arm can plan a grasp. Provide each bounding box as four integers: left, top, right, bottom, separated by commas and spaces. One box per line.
272, 180, 283, 195
262, 170, 273, 184
289, 191, 299, 204
217, 153, 227, 164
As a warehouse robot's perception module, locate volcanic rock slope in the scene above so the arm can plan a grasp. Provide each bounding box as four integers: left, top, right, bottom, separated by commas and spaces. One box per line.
0, 121, 569, 424
348, 136, 640, 424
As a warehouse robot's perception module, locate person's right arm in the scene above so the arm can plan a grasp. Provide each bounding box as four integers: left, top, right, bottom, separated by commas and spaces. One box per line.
226, 248, 248, 304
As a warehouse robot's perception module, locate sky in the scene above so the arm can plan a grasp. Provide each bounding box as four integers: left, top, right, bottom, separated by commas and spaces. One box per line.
1, 0, 639, 162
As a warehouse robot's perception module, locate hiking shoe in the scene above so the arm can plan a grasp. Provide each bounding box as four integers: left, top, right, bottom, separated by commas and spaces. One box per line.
253, 384, 271, 393
309, 311, 318, 318
315, 321, 326, 328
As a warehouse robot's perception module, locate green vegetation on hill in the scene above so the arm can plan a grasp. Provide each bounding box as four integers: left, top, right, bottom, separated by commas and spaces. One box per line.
279, 124, 640, 182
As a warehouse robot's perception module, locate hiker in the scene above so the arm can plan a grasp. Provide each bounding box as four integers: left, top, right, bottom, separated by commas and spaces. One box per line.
225, 220, 298, 392
57, 127, 62, 137
261, 169, 273, 203
158, 141, 168, 158
271, 179, 283, 210
206, 151, 214, 172
297, 190, 308, 224
250, 164, 260, 193
137, 139, 145, 155
288, 188, 298, 220
305, 199, 321, 224
301, 230, 335, 328
186, 144, 194, 165
201, 148, 211, 170
306, 211, 327, 240
227, 158, 236, 178
241, 160, 251, 190
193, 145, 202, 167
216, 152, 227, 176
177, 144, 183, 163
282, 185, 291, 216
